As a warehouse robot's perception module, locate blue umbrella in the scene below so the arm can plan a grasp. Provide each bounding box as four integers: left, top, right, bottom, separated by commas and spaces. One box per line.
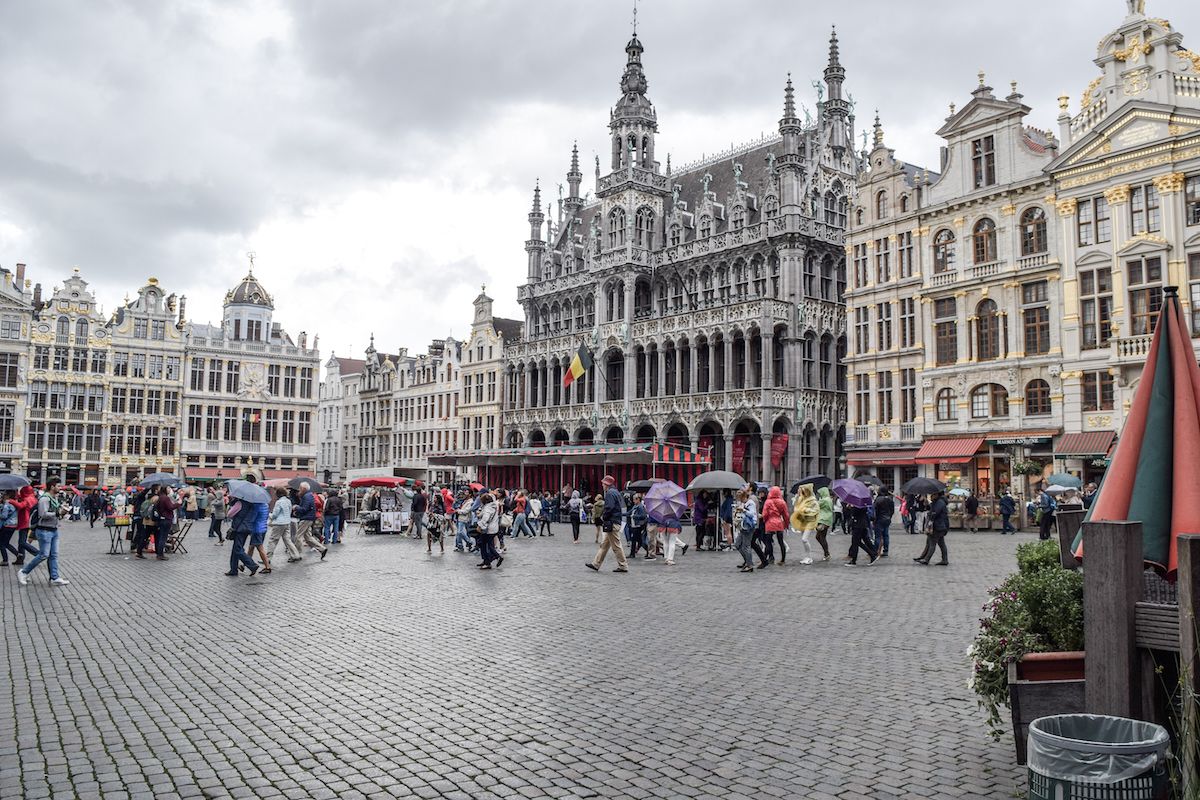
644, 480, 689, 526
225, 479, 270, 504
832, 478, 872, 509
0, 474, 30, 491
139, 472, 181, 488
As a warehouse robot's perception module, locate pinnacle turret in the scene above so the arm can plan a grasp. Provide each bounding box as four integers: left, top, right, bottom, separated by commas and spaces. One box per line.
566, 141, 583, 207
873, 110, 884, 148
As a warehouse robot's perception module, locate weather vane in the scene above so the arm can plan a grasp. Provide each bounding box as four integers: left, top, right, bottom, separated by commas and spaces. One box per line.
632, 0, 638, 34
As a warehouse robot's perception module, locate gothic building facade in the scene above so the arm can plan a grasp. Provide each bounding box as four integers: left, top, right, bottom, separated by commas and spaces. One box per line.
499, 30, 859, 485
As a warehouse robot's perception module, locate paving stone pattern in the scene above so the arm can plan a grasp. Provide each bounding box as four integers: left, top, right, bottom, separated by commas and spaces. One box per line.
1, 520, 1032, 798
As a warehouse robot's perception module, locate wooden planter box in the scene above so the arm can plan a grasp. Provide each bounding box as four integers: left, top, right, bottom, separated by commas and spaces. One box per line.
1007, 652, 1086, 765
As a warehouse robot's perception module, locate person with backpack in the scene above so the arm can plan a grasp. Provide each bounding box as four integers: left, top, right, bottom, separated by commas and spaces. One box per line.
733, 486, 761, 573
915, 490, 951, 566
1036, 488, 1056, 541
813, 486, 834, 562
1, 488, 38, 567
17, 477, 70, 586
628, 493, 650, 558
585, 475, 629, 573
999, 490, 1017, 534
291, 482, 328, 559
224, 493, 262, 577
872, 489, 895, 558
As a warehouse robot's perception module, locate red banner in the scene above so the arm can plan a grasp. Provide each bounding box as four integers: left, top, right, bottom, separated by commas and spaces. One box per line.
732, 436, 747, 471
699, 436, 715, 461
770, 433, 789, 469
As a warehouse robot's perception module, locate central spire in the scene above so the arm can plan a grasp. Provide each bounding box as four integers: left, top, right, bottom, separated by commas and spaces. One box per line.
620, 33, 648, 97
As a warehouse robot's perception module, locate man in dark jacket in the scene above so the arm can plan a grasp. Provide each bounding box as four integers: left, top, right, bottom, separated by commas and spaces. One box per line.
999, 491, 1016, 534
585, 474, 628, 573
844, 502, 878, 566
224, 497, 261, 577
964, 492, 980, 533
323, 491, 344, 544
410, 489, 428, 540
916, 491, 950, 565
872, 491, 895, 557
292, 483, 327, 559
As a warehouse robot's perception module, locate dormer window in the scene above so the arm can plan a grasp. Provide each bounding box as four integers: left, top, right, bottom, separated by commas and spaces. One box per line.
699, 215, 712, 238
731, 206, 745, 230
971, 135, 996, 188
669, 223, 681, 247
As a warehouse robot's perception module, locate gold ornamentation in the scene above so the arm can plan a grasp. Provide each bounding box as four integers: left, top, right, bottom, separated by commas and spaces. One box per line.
1113, 35, 1151, 63
1123, 68, 1150, 96
1177, 49, 1200, 72
1169, 124, 1185, 136
1152, 172, 1186, 193
1087, 415, 1113, 428
952, 216, 965, 227
1056, 198, 1078, 216
1102, 140, 1113, 153
879, 427, 892, 440
1000, 203, 1017, 216
1150, 18, 1171, 32
1104, 184, 1131, 204
1080, 76, 1103, 109
1058, 94, 1070, 112
888, 234, 898, 243
1122, 231, 1169, 247
1044, 194, 1057, 204
916, 226, 931, 236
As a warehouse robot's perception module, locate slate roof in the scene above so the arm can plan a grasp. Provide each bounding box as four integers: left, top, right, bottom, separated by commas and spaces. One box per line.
493, 318, 524, 340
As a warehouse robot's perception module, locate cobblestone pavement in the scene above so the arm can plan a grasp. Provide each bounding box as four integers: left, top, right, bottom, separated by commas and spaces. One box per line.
1, 519, 1033, 799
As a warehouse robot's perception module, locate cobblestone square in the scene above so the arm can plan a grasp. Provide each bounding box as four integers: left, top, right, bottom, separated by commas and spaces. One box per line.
2, 520, 1030, 798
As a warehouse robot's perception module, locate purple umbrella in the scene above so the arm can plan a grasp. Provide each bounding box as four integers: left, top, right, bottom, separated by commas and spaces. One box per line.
832, 478, 872, 509
644, 480, 688, 526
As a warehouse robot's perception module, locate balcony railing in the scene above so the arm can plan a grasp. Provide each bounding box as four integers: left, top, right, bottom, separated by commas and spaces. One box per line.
969, 261, 1002, 279
1113, 334, 1153, 361
930, 271, 958, 288
1018, 253, 1049, 270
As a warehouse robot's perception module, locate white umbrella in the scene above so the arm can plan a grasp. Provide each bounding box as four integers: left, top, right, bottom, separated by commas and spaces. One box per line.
1044, 484, 1073, 496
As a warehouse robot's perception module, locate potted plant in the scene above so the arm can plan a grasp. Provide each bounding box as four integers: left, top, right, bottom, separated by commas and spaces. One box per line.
968, 540, 1085, 764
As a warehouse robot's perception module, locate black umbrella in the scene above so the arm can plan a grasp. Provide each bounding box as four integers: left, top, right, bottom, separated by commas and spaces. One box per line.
791, 474, 832, 494
288, 476, 323, 493
628, 478, 664, 491
901, 476, 946, 496
139, 472, 181, 488
855, 474, 885, 488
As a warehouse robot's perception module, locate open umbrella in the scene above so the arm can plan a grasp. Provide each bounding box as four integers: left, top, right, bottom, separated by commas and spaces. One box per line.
1078, 286, 1200, 577
225, 479, 271, 504
139, 472, 181, 488
644, 480, 689, 525
831, 478, 872, 509
1047, 473, 1083, 489
685, 470, 748, 492
287, 476, 323, 493
628, 478, 665, 492
0, 474, 29, 491
901, 476, 946, 496
469, 482, 484, 492
791, 475, 832, 494
854, 474, 885, 488
949, 487, 970, 497
1044, 484, 1074, 496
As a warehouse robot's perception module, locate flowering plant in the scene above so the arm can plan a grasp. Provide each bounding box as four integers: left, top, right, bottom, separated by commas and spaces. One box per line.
1011, 460, 1046, 477
968, 540, 1084, 740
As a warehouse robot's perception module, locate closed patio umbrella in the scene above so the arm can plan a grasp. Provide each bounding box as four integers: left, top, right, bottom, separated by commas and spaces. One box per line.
1078, 286, 1200, 578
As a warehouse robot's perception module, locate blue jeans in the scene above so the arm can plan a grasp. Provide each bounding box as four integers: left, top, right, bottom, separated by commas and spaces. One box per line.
323, 515, 340, 543
229, 531, 257, 573
455, 521, 473, 550
411, 512, 425, 538
874, 517, 891, 554
1002, 513, 1014, 533
22, 528, 61, 580
513, 512, 535, 537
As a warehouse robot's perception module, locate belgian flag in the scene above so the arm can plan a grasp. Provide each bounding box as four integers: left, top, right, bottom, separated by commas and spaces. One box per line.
563, 343, 592, 388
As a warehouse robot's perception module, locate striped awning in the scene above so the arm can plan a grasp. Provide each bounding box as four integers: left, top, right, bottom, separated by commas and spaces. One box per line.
915, 437, 986, 465
1055, 431, 1116, 457
428, 441, 710, 466
846, 448, 919, 467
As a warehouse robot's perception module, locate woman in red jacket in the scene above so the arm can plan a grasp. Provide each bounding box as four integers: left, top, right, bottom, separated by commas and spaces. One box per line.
3, 487, 39, 566
760, 486, 789, 569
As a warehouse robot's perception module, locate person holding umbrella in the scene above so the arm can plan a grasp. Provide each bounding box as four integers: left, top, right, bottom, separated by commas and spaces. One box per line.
224, 480, 264, 577
831, 479, 878, 566
915, 490, 950, 565
585, 475, 629, 573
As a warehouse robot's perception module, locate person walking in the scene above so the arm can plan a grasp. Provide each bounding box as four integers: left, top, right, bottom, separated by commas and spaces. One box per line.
475, 493, 502, 569
832, 496, 845, 535
266, 488, 299, 564
844, 500, 879, 567
718, 489, 735, 551
657, 516, 688, 566
224, 494, 261, 577
511, 490, 536, 539
585, 475, 629, 573
1036, 488, 1056, 541
183, 488, 199, 521
16, 477, 70, 586
693, 491, 709, 551
323, 490, 344, 544
628, 493, 650, 558
1, 489, 38, 566
873, 490, 895, 558
916, 490, 950, 565
410, 487, 428, 541
812, 486, 833, 562
791, 484, 820, 565
964, 491, 979, 533
733, 487, 760, 573
292, 482, 328, 559
536, 492, 555, 536
453, 491, 475, 553
999, 490, 1016, 534
85, 489, 103, 528
760, 486, 789, 567
590, 494, 605, 544
567, 490, 583, 543
150, 486, 179, 561
209, 488, 227, 542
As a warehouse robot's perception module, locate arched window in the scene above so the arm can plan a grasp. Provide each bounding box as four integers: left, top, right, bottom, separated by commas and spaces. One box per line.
669, 222, 681, 247
764, 196, 779, 219
899, 194, 910, 213
699, 215, 712, 238
56, 316, 70, 343
608, 207, 626, 249
936, 388, 957, 421
75, 319, 88, 344
1020, 207, 1048, 255
975, 299, 1000, 361
635, 207, 654, 248
972, 217, 997, 263
933, 229, 956, 273
574, 298, 584, 330
1025, 379, 1051, 416
855, 208, 864, 226
731, 205, 746, 230
875, 190, 889, 220
970, 383, 1009, 418
824, 191, 837, 226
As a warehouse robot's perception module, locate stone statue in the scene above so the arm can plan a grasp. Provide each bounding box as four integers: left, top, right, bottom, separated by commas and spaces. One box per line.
811, 80, 824, 102
802, 104, 812, 127
861, 130, 868, 150
733, 161, 745, 187
672, 183, 681, 206
765, 152, 776, 175
702, 171, 713, 194
1127, 0, 1145, 14
847, 92, 856, 114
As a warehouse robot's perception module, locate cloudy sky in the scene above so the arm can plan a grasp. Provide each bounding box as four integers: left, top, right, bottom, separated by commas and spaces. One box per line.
1, 0, 1196, 363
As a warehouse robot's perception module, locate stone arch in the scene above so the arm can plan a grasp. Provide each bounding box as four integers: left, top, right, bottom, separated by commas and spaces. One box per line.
604, 425, 624, 444
635, 423, 657, 443
697, 420, 725, 472
576, 427, 595, 444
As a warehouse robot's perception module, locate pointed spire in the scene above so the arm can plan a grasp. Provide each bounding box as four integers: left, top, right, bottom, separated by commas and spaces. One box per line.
872, 110, 884, 147
783, 73, 796, 119
570, 141, 580, 174
828, 26, 841, 69
531, 180, 542, 214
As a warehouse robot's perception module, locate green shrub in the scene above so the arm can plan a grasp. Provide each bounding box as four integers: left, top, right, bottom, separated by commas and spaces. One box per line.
1016, 539, 1061, 575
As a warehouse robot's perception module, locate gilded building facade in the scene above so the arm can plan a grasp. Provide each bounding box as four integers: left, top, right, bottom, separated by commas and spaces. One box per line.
0, 265, 33, 477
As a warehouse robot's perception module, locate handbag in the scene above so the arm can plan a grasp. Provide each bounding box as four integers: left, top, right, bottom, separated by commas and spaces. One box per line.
500, 512, 514, 529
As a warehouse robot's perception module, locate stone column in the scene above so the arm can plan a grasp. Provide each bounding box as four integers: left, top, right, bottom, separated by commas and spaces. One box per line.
656, 346, 666, 396
623, 279, 636, 322
624, 348, 635, 405
689, 341, 699, 394
723, 433, 734, 474
762, 331, 775, 388
1155, 173, 1187, 289
723, 334, 733, 389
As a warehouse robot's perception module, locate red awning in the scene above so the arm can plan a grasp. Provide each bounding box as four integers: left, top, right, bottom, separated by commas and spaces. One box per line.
915, 437, 986, 465
262, 470, 319, 481
846, 449, 920, 467
184, 467, 223, 479
1055, 431, 1117, 457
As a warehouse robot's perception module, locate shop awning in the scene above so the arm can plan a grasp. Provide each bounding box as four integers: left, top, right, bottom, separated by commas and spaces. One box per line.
1055, 430, 1117, 457
846, 448, 919, 467
915, 437, 986, 465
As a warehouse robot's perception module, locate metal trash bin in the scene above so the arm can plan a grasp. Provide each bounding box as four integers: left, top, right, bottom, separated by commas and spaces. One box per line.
1027, 714, 1170, 800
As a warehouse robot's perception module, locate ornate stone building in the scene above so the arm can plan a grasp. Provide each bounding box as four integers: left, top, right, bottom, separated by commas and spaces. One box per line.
844, 78, 1062, 495
349, 338, 400, 477
104, 279, 186, 485
182, 268, 320, 480
318, 353, 363, 484
498, 30, 858, 485
25, 269, 111, 486
0, 265, 33, 477
392, 338, 461, 485
459, 289, 521, 457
